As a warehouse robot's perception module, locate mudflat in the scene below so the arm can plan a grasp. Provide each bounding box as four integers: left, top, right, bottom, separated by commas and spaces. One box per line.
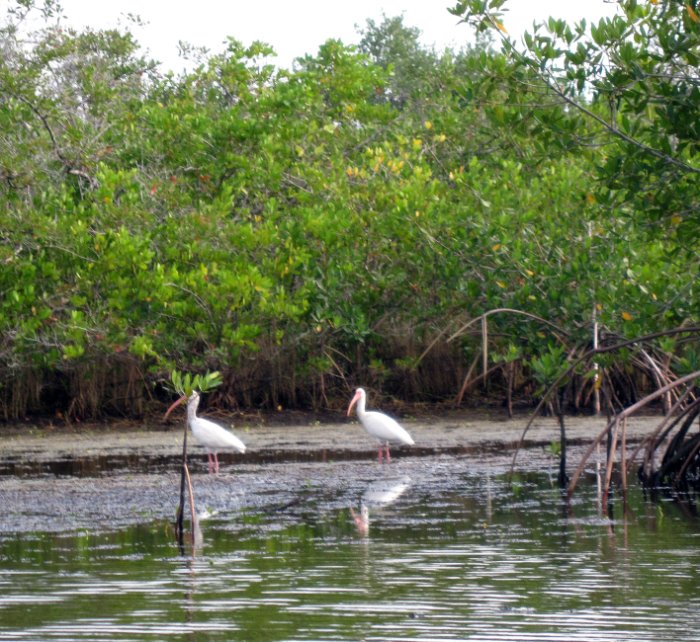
0, 413, 661, 462
0, 413, 662, 536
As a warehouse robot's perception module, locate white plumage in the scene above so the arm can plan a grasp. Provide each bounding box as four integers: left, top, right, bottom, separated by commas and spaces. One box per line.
347, 387, 414, 463
166, 391, 245, 474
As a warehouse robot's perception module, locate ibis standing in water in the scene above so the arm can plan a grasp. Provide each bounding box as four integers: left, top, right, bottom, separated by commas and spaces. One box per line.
165, 391, 246, 474
347, 387, 414, 463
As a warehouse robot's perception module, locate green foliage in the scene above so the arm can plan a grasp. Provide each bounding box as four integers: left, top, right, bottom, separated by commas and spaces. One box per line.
528, 345, 570, 395
675, 344, 700, 381
546, 440, 562, 458
169, 370, 223, 396
449, 0, 700, 234
0, 2, 697, 418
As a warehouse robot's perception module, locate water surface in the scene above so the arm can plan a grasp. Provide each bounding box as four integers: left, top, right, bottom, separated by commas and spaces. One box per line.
1, 452, 699, 641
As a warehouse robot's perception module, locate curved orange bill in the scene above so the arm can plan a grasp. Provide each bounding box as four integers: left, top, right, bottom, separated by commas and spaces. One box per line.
347, 390, 361, 416
163, 394, 187, 420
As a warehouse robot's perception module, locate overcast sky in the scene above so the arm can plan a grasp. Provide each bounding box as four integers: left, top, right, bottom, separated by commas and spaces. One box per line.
49, 1, 618, 72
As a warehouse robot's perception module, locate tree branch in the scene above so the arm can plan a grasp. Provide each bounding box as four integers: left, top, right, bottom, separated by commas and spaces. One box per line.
485, 14, 700, 176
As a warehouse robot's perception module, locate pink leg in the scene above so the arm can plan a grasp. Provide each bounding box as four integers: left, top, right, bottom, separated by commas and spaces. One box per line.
214, 453, 220, 474
377, 445, 383, 464
385, 444, 391, 463
207, 453, 214, 474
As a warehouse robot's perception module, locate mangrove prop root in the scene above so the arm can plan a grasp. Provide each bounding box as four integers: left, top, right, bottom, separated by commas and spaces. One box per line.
567, 369, 700, 499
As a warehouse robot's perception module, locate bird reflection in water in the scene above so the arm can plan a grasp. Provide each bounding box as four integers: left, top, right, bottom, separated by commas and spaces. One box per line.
350, 502, 370, 536
351, 476, 410, 537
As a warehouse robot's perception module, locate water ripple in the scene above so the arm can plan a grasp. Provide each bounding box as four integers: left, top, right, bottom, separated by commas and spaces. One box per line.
2, 460, 700, 641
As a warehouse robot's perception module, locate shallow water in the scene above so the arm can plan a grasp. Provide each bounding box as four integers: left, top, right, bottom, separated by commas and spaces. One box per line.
1, 453, 699, 641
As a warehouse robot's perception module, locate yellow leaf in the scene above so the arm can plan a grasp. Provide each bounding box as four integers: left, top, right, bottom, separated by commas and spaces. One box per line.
492, 243, 502, 251
423, 120, 433, 130
525, 269, 534, 277
412, 138, 423, 150
495, 20, 508, 33
622, 311, 633, 321
496, 281, 506, 289
671, 214, 682, 225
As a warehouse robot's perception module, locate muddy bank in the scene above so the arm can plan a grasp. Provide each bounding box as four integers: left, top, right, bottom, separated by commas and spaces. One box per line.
0, 413, 662, 468
0, 414, 664, 536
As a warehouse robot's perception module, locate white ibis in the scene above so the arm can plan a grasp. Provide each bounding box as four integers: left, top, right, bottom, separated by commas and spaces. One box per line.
164, 391, 246, 474
347, 387, 414, 463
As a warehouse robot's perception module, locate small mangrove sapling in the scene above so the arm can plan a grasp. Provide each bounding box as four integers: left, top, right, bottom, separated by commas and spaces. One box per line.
164, 370, 223, 550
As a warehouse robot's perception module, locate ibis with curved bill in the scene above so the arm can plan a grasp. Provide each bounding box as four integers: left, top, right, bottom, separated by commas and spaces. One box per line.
347, 387, 414, 463
164, 391, 246, 474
